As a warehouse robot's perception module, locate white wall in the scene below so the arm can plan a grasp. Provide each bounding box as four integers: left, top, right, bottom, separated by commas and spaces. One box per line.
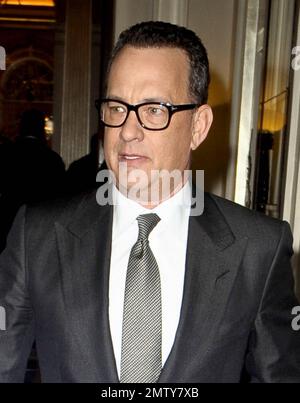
188, 0, 235, 103
187, 0, 236, 197
114, 0, 154, 42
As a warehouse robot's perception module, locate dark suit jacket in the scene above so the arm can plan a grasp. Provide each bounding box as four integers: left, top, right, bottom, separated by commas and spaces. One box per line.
0, 189, 299, 383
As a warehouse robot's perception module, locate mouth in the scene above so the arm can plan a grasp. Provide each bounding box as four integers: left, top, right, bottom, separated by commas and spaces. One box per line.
118, 153, 149, 162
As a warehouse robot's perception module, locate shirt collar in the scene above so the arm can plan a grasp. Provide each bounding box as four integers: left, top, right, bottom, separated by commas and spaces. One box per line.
112, 180, 191, 240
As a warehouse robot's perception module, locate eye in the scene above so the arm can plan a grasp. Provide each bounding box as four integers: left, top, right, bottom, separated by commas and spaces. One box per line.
147, 105, 166, 116
109, 104, 126, 114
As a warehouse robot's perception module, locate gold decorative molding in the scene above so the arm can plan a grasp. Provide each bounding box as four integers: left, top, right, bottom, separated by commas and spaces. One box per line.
0, 0, 54, 6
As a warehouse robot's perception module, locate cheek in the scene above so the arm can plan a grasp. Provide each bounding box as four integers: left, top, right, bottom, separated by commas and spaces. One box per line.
167, 130, 192, 160
104, 131, 118, 160
154, 137, 190, 170
171, 117, 193, 149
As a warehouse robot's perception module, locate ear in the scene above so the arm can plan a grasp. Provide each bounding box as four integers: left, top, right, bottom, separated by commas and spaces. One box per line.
190, 104, 213, 151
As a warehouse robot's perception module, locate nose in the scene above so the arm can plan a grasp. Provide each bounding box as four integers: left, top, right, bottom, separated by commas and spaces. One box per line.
119, 110, 144, 142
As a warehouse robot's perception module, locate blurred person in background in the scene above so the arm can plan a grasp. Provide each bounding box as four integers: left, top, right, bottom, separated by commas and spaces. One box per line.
0, 109, 65, 253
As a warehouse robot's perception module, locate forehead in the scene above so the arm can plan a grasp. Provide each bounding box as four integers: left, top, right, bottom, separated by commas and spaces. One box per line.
107, 46, 190, 100
109, 45, 189, 75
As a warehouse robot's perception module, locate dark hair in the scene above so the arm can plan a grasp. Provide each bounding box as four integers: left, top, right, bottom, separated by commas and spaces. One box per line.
107, 21, 210, 105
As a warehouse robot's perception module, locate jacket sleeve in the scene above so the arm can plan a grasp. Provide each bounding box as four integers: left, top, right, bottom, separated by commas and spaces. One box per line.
0, 206, 35, 383
245, 221, 300, 382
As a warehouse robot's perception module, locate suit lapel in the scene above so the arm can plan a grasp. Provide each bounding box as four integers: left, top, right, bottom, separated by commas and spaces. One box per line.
158, 194, 248, 382
55, 191, 119, 382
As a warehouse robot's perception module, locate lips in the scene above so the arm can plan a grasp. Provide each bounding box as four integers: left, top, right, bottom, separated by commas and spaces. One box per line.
118, 153, 149, 161
118, 153, 149, 169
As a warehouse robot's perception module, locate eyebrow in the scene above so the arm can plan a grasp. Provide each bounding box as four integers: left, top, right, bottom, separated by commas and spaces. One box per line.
142, 97, 171, 104
105, 95, 124, 102
105, 95, 172, 104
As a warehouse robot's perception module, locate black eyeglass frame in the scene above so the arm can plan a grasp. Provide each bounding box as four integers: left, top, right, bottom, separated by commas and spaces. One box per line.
95, 98, 199, 131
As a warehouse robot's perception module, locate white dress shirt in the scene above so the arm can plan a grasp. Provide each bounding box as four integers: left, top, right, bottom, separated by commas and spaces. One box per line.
109, 181, 191, 376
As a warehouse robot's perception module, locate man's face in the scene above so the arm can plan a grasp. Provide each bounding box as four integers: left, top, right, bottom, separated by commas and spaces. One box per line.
104, 46, 211, 205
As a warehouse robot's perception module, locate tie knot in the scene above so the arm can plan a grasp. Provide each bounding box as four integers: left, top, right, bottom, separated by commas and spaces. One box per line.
137, 213, 160, 240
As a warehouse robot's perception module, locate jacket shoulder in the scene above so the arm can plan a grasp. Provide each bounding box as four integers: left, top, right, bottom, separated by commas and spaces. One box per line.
206, 193, 292, 242
23, 188, 104, 235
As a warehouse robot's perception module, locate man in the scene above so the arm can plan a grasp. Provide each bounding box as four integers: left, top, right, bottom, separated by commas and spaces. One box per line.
0, 21, 299, 383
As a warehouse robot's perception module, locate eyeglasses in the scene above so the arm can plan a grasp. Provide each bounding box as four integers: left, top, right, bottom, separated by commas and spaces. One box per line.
95, 99, 199, 131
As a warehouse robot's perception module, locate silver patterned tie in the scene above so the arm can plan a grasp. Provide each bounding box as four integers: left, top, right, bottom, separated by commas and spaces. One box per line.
120, 213, 162, 383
